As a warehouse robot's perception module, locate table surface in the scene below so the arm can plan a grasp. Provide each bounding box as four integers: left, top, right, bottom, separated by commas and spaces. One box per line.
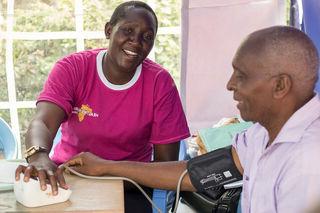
0, 174, 124, 213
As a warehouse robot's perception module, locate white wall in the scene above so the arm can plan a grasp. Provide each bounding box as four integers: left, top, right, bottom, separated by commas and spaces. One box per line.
181, 0, 286, 133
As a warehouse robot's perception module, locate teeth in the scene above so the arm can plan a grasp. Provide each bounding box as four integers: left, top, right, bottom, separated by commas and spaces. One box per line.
123, 49, 138, 56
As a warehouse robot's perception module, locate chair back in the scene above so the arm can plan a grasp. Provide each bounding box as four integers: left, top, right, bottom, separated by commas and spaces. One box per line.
49, 127, 62, 157
0, 118, 18, 159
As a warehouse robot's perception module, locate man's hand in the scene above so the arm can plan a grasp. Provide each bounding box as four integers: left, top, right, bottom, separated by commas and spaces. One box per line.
61, 152, 107, 176
15, 152, 67, 195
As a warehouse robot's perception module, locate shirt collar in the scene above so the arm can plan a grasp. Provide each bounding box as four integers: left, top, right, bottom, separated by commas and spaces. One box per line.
273, 93, 320, 144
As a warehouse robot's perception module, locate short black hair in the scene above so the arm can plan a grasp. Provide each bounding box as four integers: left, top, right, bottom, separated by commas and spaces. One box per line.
243, 26, 319, 96
109, 1, 158, 31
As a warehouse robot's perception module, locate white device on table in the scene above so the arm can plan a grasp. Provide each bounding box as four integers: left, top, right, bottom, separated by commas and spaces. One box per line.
14, 173, 72, 207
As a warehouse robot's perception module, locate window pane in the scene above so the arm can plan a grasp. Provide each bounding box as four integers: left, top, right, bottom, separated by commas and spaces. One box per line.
0, 109, 10, 126
18, 108, 36, 153
155, 0, 181, 27
0, 0, 7, 32
0, 1, 7, 101
84, 39, 107, 50
14, 0, 75, 32
13, 39, 76, 101
0, 39, 8, 101
155, 34, 180, 87
83, 0, 125, 31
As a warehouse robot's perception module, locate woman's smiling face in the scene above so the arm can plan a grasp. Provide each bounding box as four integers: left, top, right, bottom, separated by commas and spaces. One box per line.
105, 7, 157, 73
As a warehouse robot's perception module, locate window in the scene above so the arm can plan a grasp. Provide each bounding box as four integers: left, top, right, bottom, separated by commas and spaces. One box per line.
0, 0, 181, 157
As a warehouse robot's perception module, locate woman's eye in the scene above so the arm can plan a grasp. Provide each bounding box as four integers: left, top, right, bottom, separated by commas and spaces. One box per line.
143, 34, 154, 42
122, 27, 133, 34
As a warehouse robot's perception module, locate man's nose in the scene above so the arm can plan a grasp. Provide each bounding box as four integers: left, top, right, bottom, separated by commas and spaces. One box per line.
226, 74, 235, 91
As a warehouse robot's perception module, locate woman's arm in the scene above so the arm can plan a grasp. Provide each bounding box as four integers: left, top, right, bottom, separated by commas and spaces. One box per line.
25, 101, 65, 152
15, 101, 68, 194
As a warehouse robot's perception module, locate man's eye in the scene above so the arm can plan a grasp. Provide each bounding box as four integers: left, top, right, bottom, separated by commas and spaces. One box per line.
235, 74, 245, 80
234, 70, 245, 79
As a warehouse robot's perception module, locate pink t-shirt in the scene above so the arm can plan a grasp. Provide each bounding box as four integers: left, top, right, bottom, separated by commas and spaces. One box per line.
38, 49, 190, 164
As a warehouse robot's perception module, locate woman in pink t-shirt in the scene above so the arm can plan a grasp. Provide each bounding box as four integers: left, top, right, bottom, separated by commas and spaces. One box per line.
16, 1, 190, 212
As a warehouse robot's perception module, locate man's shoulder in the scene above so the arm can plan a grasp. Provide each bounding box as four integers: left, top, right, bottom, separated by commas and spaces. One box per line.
296, 116, 320, 148
297, 118, 320, 150
287, 120, 320, 167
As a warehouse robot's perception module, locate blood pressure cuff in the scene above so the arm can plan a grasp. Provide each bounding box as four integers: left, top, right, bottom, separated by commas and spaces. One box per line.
187, 145, 242, 199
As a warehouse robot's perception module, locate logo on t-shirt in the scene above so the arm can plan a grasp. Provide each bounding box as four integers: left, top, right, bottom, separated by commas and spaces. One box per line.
72, 104, 99, 122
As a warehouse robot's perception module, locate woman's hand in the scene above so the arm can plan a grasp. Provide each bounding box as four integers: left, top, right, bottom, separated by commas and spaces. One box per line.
15, 152, 67, 195
61, 152, 107, 176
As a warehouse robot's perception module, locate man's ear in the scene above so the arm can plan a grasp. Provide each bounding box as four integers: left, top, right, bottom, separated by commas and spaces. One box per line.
272, 74, 292, 99
105, 22, 112, 39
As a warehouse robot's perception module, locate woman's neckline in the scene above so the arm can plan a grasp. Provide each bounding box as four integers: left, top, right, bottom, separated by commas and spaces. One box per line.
96, 49, 142, 91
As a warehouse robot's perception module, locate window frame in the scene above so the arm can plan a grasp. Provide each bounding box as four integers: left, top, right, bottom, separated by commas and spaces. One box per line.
0, 0, 181, 158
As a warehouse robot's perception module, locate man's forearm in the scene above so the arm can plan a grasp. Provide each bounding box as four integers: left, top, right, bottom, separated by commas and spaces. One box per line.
100, 160, 196, 191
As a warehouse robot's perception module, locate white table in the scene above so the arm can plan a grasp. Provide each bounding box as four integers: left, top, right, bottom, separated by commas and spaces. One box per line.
0, 174, 124, 213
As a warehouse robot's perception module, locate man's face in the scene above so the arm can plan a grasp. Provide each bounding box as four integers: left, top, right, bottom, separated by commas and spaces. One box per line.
226, 49, 274, 123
